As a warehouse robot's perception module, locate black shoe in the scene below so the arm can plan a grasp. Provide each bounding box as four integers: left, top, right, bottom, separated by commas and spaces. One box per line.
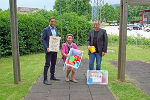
43, 80, 51, 85
50, 76, 60, 81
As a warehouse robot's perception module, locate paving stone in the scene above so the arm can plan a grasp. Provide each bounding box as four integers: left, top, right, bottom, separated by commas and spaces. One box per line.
24, 59, 115, 100
47, 95, 69, 100
24, 93, 49, 100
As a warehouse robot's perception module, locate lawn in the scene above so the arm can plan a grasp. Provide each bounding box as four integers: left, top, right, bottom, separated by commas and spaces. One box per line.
0, 44, 150, 100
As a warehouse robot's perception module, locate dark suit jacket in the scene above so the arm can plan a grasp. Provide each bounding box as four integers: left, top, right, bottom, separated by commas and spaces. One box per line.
41, 25, 58, 53
88, 28, 108, 56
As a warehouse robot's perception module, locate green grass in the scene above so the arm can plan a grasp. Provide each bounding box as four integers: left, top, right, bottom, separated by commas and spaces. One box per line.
0, 44, 150, 100
0, 53, 46, 100
79, 44, 150, 100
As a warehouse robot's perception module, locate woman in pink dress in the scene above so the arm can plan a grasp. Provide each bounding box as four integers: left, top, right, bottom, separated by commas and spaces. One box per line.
62, 34, 78, 83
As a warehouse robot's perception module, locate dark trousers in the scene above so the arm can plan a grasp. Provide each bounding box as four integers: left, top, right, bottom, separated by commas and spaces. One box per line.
43, 52, 57, 80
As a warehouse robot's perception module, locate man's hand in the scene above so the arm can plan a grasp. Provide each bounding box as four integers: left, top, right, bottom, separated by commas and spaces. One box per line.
47, 48, 51, 52
88, 46, 91, 49
102, 52, 106, 56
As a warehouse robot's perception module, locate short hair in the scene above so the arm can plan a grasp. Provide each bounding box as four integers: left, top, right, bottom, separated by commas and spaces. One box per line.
93, 20, 100, 24
66, 34, 74, 40
49, 17, 55, 22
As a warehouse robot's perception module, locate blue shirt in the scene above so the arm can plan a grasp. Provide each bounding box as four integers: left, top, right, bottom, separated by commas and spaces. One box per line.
49, 25, 56, 36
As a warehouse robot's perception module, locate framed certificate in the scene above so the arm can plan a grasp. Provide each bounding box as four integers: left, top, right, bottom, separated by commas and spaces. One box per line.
49, 36, 61, 52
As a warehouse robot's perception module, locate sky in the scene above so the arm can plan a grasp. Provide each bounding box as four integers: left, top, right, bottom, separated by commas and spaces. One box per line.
0, 0, 120, 10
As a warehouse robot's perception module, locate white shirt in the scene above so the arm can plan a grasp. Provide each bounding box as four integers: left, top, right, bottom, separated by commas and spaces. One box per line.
49, 25, 56, 36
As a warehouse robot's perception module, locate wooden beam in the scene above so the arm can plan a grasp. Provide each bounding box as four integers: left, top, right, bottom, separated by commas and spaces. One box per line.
118, 0, 128, 82
128, 0, 150, 6
9, 0, 21, 84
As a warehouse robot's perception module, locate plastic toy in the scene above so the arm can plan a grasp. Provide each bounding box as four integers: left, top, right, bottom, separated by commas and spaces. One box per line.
88, 46, 96, 53
74, 61, 79, 68
69, 56, 75, 62
74, 55, 81, 62
102, 76, 106, 83
87, 70, 108, 85
73, 60, 76, 64
68, 60, 74, 65
65, 48, 83, 71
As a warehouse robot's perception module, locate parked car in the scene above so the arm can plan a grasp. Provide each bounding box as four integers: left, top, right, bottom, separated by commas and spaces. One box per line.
144, 27, 150, 32
110, 23, 118, 26
118, 24, 142, 31
127, 25, 132, 31
127, 24, 142, 30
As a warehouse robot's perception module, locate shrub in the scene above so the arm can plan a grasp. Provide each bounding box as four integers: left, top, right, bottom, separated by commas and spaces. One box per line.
0, 10, 93, 57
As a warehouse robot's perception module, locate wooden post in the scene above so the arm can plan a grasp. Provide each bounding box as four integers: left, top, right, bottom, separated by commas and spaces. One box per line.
128, 0, 150, 6
118, 0, 128, 81
9, 0, 21, 84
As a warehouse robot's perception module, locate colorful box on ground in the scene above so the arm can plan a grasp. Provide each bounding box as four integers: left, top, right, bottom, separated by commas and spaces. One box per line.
87, 70, 108, 85
65, 48, 83, 70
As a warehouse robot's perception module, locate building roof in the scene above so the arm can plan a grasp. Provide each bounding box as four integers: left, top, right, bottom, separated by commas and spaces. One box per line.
17, 7, 39, 13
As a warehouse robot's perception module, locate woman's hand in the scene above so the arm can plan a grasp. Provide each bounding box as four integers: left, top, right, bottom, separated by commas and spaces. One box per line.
63, 53, 69, 57
66, 54, 69, 57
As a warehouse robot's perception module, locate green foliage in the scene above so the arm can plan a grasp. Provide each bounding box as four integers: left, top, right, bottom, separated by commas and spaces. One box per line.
0, 10, 92, 57
108, 34, 150, 48
0, 10, 49, 57
60, 12, 93, 45
114, 6, 120, 23
17, 13, 47, 55
0, 10, 11, 56
53, 0, 92, 20
101, 4, 150, 23
101, 3, 115, 22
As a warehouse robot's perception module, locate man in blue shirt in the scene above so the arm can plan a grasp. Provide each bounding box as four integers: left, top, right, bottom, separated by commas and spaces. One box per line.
41, 17, 59, 85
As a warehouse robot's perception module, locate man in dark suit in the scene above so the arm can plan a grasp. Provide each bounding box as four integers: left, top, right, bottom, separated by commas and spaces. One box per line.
41, 17, 59, 85
88, 20, 108, 70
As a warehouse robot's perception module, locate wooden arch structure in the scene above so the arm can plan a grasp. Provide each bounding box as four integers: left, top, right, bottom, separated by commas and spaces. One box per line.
9, 0, 150, 84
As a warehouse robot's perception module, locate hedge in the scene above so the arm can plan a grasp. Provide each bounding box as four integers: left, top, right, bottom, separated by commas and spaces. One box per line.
0, 10, 93, 57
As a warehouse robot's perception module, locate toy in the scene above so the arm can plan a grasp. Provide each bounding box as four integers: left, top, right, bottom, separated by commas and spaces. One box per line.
88, 46, 96, 53
69, 56, 75, 62
73, 60, 76, 64
74, 55, 81, 62
65, 48, 84, 71
87, 70, 108, 84
68, 60, 74, 65
74, 61, 79, 68
102, 76, 106, 83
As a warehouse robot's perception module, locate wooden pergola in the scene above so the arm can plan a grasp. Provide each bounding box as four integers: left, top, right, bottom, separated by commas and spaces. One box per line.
9, 0, 150, 84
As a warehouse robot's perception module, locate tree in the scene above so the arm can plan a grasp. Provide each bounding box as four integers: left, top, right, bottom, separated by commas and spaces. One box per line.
114, 6, 120, 23
53, 0, 92, 20
101, 3, 115, 22
0, 8, 2, 11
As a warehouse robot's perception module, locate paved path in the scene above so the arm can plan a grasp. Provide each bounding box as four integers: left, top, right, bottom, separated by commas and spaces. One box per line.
24, 59, 115, 100
110, 60, 150, 97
